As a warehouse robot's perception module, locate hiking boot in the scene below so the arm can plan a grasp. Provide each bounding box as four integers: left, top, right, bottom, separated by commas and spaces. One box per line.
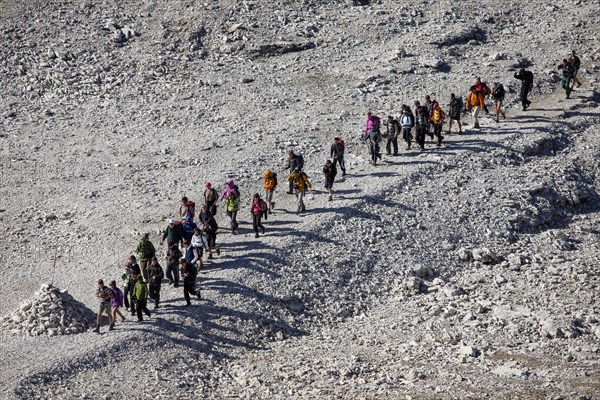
495, 118, 499, 123
286, 191, 293, 195
341, 171, 346, 176
501, 112, 506, 119
138, 318, 143, 321
197, 293, 202, 300
108, 324, 114, 331
121, 316, 126, 322
474, 123, 480, 129
215, 248, 220, 255
261, 226, 265, 234
208, 253, 213, 259
328, 195, 333, 201
185, 302, 191, 307
255, 233, 259, 238
93, 326, 100, 333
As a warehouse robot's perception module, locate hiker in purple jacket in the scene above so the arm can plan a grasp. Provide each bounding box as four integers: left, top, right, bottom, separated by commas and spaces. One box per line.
110, 280, 126, 323
219, 179, 239, 201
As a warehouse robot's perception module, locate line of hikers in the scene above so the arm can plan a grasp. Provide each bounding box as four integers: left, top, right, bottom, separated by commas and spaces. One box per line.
361, 77, 508, 159
95, 51, 584, 333
362, 51, 583, 160
94, 155, 342, 332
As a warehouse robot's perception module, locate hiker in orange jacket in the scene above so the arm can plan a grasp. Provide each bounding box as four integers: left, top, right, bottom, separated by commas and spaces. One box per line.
263, 169, 278, 213
465, 86, 485, 129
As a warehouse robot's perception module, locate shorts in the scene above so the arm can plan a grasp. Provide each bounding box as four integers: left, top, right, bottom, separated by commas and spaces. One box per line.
450, 115, 460, 121
324, 178, 334, 189
494, 98, 503, 105
99, 302, 112, 314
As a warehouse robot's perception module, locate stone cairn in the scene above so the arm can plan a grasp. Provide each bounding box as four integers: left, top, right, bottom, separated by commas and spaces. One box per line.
0, 284, 95, 336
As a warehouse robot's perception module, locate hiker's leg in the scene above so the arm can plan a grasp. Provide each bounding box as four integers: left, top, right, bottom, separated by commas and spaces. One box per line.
140, 260, 148, 281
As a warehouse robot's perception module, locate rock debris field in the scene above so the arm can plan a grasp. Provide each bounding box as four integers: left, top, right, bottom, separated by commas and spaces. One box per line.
1, 0, 600, 399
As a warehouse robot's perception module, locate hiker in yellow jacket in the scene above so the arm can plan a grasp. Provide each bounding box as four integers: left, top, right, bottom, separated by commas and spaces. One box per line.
430, 101, 446, 147
288, 171, 312, 213
465, 86, 485, 129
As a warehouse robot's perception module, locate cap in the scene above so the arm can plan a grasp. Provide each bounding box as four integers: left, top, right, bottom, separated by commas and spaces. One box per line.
98, 279, 103, 285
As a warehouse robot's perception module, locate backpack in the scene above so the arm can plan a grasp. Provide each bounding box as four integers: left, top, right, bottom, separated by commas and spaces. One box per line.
272, 172, 278, 187
141, 242, 154, 259
259, 199, 268, 211
186, 201, 196, 217
493, 84, 505, 99
455, 96, 464, 110
369, 129, 381, 143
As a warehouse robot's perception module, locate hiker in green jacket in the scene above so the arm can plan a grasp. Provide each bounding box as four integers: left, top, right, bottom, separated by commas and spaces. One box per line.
135, 233, 155, 281
133, 275, 151, 321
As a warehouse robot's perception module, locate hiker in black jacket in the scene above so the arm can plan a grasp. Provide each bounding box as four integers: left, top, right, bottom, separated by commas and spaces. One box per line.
514, 68, 534, 111
330, 137, 346, 176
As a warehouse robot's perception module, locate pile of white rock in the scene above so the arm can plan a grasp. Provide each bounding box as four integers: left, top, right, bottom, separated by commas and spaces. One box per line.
0, 284, 95, 337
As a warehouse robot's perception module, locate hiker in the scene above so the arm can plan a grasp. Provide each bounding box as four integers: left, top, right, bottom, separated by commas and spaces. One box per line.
414, 100, 430, 139
160, 218, 183, 248
199, 205, 220, 259
283, 150, 305, 194
182, 215, 197, 243
514, 68, 534, 110
330, 137, 347, 176
165, 244, 182, 287
465, 86, 485, 129
109, 280, 125, 323
183, 239, 200, 270
251, 193, 267, 238
133, 275, 151, 321
219, 178, 240, 201
191, 228, 209, 269
491, 82, 506, 123
415, 107, 428, 150
135, 233, 155, 281
323, 159, 337, 201
203, 182, 219, 217
289, 170, 312, 213
125, 269, 139, 316
123, 256, 140, 312
94, 279, 114, 333
385, 115, 400, 156
424, 96, 434, 138
363, 114, 382, 165
569, 50, 582, 88
399, 106, 414, 151
180, 259, 201, 306
447, 93, 463, 134
430, 101, 445, 147
179, 196, 195, 221
225, 191, 240, 234
474, 77, 491, 113
147, 257, 164, 309
558, 59, 575, 99
263, 169, 278, 213
364, 111, 381, 136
